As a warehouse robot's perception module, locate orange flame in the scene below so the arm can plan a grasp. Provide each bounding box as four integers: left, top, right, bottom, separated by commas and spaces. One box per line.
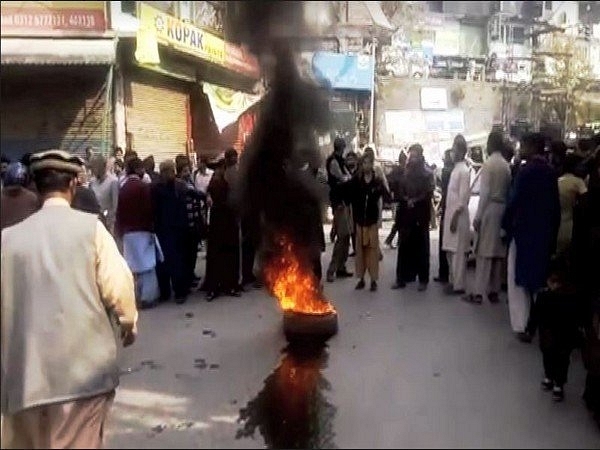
264, 235, 335, 315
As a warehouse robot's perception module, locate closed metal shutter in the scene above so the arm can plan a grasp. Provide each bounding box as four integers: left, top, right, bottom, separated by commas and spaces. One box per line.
0, 68, 112, 161
125, 70, 190, 164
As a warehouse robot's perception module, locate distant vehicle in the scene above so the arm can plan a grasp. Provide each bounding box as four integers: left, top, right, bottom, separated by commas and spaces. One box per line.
429, 56, 484, 80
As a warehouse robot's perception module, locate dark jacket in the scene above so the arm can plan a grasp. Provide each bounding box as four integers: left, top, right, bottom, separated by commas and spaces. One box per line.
440, 165, 453, 213
0, 186, 40, 230
387, 166, 405, 202
152, 179, 189, 235
326, 153, 349, 207
346, 173, 385, 227
537, 288, 582, 352
503, 155, 561, 293
404, 163, 434, 228
72, 186, 106, 226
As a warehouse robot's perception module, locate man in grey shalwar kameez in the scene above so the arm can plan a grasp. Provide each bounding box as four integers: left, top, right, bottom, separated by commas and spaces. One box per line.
464, 131, 512, 304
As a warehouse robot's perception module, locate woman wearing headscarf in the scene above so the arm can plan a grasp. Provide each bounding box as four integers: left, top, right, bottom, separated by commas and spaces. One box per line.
393, 144, 434, 291
0, 162, 40, 230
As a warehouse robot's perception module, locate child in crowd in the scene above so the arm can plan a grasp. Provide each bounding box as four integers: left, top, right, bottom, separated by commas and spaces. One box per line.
536, 257, 582, 402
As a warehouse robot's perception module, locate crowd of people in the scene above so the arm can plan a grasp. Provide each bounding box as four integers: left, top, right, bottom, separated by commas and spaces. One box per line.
0, 129, 599, 445
323, 131, 600, 421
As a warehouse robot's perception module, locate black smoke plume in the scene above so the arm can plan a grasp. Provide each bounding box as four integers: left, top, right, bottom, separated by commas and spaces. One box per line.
232, 3, 332, 268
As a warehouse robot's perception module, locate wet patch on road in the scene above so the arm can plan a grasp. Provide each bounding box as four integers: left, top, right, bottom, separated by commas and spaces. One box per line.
235, 342, 337, 449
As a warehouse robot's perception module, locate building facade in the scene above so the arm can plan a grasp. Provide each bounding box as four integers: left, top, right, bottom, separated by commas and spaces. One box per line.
0, 1, 262, 163
111, 1, 261, 163
1, 1, 116, 161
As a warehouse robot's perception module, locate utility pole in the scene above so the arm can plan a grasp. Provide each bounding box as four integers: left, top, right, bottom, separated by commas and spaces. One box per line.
369, 36, 377, 147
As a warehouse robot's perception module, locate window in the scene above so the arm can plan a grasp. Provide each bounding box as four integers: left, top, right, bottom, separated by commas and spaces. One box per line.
121, 1, 136, 15
511, 26, 526, 45
427, 1, 443, 13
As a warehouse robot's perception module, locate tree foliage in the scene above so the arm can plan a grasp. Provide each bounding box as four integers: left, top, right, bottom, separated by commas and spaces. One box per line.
535, 32, 593, 127
381, 1, 426, 35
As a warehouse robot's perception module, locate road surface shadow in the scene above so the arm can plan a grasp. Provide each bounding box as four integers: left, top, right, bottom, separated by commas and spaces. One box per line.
235, 341, 337, 449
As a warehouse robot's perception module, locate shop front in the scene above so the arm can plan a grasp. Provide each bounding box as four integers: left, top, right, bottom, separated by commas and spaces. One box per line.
309, 51, 374, 153
119, 2, 261, 164
0, 1, 114, 161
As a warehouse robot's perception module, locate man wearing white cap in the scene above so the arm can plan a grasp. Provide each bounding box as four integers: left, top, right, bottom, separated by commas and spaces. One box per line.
1, 150, 138, 448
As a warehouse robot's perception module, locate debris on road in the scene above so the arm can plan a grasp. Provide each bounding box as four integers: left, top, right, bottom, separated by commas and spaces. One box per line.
194, 358, 208, 369
151, 424, 167, 434
141, 360, 163, 370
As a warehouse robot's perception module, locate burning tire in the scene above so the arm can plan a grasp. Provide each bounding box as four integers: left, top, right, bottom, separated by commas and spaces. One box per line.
283, 310, 338, 343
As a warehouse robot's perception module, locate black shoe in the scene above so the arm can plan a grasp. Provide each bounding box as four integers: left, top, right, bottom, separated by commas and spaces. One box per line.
541, 378, 553, 391
433, 276, 448, 283
391, 281, 406, 290
227, 289, 242, 297
336, 270, 354, 278
552, 386, 564, 402
206, 291, 219, 302
355, 279, 366, 290
326, 272, 335, 283
349, 252, 356, 257
517, 331, 533, 343
370, 281, 378, 292
488, 292, 500, 304
462, 294, 483, 304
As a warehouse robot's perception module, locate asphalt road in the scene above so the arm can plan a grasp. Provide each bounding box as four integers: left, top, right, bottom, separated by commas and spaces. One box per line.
106, 224, 599, 449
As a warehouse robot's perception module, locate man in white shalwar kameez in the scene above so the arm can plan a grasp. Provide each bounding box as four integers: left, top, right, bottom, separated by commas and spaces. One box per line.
442, 135, 471, 295
464, 131, 511, 304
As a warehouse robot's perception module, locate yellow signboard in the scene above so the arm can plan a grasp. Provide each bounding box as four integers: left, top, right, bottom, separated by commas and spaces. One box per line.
138, 3, 225, 66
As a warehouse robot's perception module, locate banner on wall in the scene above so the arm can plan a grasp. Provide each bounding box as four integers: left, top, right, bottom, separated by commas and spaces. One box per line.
138, 2, 225, 66
137, 3, 259, 79
311, 52, 374, 91
203, 82, 262, 133
1, 1, 107, 35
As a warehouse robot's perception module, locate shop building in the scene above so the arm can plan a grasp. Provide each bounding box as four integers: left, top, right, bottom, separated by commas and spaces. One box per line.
111, 1, 261, 164
1, 1, 116, 161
